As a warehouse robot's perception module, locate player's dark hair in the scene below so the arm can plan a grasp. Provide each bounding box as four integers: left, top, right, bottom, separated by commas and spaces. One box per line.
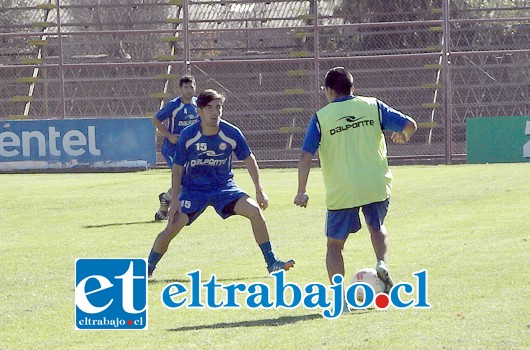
324, 67, 354, 95
179, 74, 195, 88
196, 89, 225, 108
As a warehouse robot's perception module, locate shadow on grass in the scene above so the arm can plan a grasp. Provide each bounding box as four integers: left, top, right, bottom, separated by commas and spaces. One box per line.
167, 309, 373, 331
149, 276, 267, 284
167, 313, 323, 331
83, 220, 160, 228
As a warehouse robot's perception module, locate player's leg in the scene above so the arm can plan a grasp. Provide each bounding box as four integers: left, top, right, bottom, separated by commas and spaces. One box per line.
326, 209, 361, 315
148, 192, 206, 278
325, 208, 361, 282
232, 196, 269, 244
362, 199, 393, 293
155, 190, 171, 221
327, 237, 351, 314
326, 235, 356, 314
147, 212, 189, 277
155, 144, 175, 221
368, 223, 394, 293
233, 197, 295, 274
326, 237, 346, 282
214, 188, 294, 274
368, 223, 388, 263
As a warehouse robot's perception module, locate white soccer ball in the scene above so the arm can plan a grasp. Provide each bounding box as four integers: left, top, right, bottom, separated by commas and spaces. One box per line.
351, 268, 384, 302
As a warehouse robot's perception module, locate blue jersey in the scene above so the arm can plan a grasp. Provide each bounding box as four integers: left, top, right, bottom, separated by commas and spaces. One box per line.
302, 96, 411, 155
174, 120, 252, 191
155, 96, 198, 135
156, 96, 199, 166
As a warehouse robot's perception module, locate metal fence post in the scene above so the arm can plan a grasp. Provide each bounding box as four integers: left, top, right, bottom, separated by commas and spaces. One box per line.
443, 0, 453, 164
183, 0, 190, 74
313, 0, 320, 112
56, 0, 66, 119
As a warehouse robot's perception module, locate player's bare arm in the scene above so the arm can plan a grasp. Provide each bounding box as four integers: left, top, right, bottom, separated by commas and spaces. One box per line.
294, 151, 312, 208
151, 116, 178, 144
242, 154, 269, 210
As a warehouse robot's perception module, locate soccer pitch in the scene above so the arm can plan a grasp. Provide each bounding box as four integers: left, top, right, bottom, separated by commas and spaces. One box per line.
1, 164, 529, 349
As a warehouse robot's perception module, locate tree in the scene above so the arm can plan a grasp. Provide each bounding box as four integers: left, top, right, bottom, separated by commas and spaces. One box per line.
64, 0, 176, 61
330, 0, 444, 53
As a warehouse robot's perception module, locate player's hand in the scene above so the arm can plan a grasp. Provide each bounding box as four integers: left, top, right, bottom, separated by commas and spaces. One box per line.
294, 193, 309, 208
256, 191, 269, 210
168, 134, 179, 144
391, 132, 409, 144
168, 200, 182, 224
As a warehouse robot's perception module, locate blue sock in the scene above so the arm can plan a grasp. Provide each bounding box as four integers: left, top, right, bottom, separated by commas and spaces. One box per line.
259, 241, 276, 267
148, 249, 163, 267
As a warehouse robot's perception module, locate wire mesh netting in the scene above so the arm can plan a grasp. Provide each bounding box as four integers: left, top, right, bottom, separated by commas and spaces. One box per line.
1, 0, 528, 164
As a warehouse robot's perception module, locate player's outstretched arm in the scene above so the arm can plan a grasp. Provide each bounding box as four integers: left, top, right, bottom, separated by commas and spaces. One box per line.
294, 151, 313, 208
242, 154, 269, 210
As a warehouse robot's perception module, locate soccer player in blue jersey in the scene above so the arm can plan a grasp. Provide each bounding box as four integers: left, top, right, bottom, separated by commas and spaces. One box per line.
147, 89, 295, 277
294, 67, 417, 295
152, 75, 199, 221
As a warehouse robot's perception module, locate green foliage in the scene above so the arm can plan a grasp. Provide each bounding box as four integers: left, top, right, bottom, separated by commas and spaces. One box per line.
329, 0, 528, 52
1, 164, 529, 349
330, 0, 443, 52
333, 0, 443, 23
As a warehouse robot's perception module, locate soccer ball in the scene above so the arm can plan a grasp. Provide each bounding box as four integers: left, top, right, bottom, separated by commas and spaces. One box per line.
351, 268, 384, 302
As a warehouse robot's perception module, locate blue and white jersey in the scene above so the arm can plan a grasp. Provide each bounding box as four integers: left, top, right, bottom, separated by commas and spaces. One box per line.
174, 120, 252, 191
155, 96, 198, 135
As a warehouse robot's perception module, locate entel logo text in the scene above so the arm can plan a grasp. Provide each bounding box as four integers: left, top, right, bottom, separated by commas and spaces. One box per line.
0, 126, 100, 158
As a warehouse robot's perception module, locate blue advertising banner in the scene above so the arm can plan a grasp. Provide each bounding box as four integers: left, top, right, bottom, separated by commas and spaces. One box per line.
0, 118, 156, 170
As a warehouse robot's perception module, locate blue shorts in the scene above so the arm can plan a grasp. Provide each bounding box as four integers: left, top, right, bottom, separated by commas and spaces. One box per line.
161, 139, 177, 168
179, 182, 248, 225
325, 199, 389, 240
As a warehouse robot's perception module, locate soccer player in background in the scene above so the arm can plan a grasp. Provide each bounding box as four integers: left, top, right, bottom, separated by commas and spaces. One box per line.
147, 89, 295, 277
294, 67, 417, 294
152, 74, 199, 221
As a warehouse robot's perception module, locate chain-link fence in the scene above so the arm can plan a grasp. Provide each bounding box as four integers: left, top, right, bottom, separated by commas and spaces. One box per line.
1, 0, 528, 165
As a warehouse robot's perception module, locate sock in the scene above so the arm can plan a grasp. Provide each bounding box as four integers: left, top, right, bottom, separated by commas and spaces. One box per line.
163, 191, 171, 202
259, 241, 276, 267
377, 259, 387, 270
148, 249, 163, 267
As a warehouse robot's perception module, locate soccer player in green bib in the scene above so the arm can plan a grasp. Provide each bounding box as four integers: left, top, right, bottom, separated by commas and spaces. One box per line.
294, 67, 417, 294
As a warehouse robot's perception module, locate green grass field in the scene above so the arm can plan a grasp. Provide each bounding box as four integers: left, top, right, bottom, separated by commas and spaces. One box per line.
1, 163, 529, 349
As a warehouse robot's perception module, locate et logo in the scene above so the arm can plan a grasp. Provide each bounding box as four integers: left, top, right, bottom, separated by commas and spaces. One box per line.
75, 259, 148, 330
